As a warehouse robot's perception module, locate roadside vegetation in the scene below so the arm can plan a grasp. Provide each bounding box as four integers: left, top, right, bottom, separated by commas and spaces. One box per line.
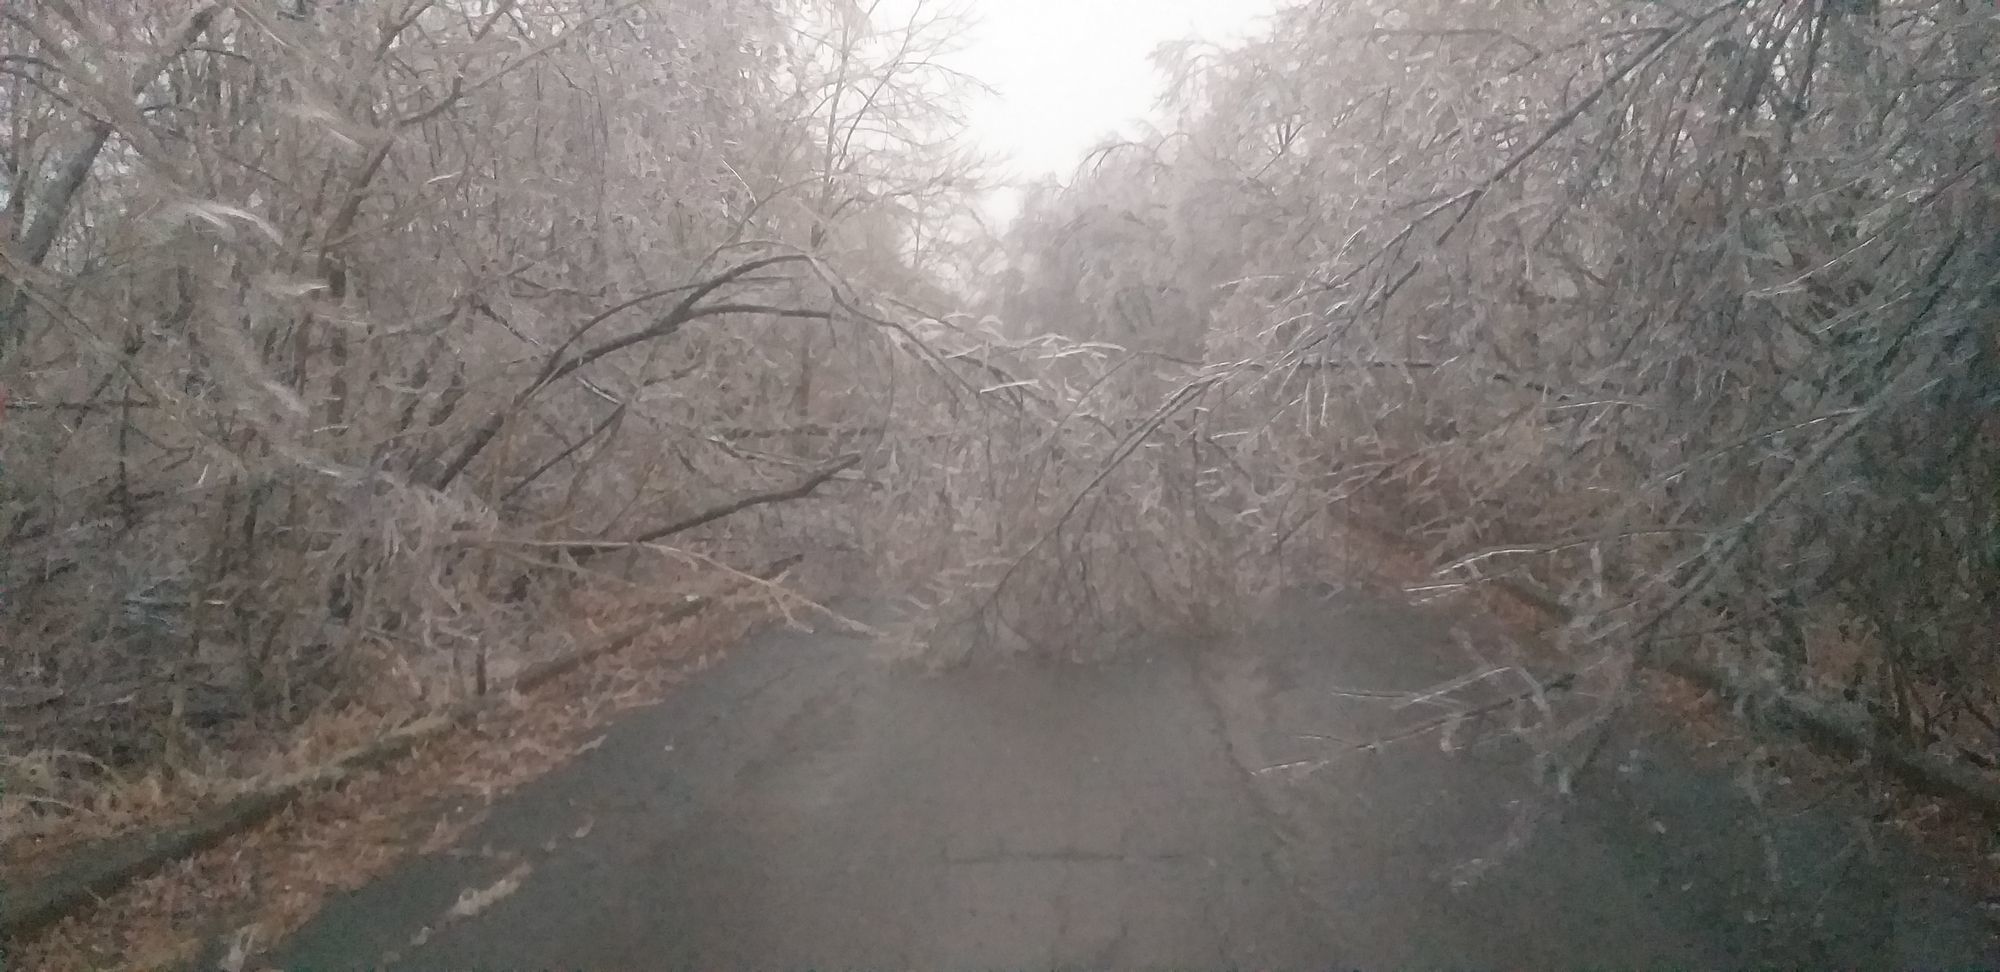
4, 0, 1995, 953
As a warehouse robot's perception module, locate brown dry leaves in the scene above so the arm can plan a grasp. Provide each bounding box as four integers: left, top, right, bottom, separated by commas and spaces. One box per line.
2, 703, 423, 883
9, 602, 763, 972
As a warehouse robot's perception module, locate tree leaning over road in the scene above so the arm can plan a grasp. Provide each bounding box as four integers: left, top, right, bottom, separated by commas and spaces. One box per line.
953, 0, 2000, 776
3, 0, 1997, 907
0, 0, 987, 812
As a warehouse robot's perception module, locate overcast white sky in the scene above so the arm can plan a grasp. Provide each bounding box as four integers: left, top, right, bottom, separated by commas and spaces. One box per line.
938, 0, 1281, 217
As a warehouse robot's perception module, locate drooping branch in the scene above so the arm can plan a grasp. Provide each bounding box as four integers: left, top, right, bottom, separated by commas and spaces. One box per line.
553, 453, 861, 561
430, 254, 834, 491
501, 402, 628, 503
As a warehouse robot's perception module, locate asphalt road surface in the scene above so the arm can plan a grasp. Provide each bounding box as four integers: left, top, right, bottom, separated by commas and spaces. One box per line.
272, 589, 1996, 968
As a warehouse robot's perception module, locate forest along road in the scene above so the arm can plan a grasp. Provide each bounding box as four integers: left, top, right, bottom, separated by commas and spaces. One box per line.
272, 590, 1996, 969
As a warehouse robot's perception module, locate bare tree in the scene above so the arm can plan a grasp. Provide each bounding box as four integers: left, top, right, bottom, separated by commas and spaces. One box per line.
0, 0, 980, 829
948, 0, 1998, 773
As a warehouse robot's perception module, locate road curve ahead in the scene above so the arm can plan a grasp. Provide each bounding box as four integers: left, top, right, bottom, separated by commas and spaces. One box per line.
272, 591, 1995, 969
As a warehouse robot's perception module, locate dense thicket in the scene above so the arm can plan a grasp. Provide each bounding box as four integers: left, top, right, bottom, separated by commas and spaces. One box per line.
970, 0, 1999, 762
0, 0, 986, 817
5, 0, 1996, 839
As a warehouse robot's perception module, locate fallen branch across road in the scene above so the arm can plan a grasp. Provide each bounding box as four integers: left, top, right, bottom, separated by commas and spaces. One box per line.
1258, 671, 1579, 775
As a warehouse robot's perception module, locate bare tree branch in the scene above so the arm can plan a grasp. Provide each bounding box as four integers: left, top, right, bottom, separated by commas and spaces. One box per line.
552, 453, 861, 560
0, 2, 220, 353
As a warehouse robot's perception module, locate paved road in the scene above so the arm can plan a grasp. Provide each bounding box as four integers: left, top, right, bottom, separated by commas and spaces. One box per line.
273, 591, 1995, 968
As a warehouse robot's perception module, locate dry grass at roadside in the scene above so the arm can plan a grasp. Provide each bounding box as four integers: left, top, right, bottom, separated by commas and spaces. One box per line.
2, 703, 415, 882
0, 553, 775, 877
1, 584, 602, 877
6, 594, 778, 972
